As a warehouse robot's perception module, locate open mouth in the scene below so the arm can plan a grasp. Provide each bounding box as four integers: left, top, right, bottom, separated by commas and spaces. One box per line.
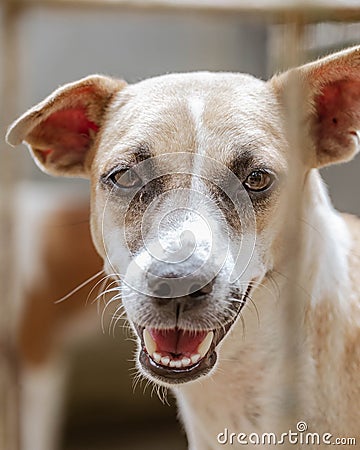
137, 326, 224, 383
135, 286, 252, 384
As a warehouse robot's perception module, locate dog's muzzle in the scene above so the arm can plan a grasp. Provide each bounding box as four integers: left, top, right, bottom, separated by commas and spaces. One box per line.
131, 260, 251, 384
121, 206, 253, 384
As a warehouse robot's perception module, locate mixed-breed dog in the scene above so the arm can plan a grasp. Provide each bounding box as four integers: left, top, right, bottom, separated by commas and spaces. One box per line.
6, 45, 360, 449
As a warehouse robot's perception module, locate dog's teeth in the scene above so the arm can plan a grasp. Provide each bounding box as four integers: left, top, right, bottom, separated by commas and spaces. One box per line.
182, 357, 191, 366
146, 331, 213, 368
191, 354, 201, 364
197, 331, 214, 358
161, 356, 170, 366
143, 329, 157, 355
154, 353, 202, 368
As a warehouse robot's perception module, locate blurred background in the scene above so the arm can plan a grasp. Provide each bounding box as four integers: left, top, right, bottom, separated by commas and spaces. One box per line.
0, 2, 359, 450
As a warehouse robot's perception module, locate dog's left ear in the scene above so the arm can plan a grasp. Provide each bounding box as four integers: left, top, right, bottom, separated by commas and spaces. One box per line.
6, 75, 126, 177
271, 45, 360, 168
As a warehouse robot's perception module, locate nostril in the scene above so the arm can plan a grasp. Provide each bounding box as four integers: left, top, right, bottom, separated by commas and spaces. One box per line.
188, 282, 213, 298
153, 281, 172, 297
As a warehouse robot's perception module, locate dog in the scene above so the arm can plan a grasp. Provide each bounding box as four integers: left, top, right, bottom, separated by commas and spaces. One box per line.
7, 45, 360, 449
11, 184, 103, 450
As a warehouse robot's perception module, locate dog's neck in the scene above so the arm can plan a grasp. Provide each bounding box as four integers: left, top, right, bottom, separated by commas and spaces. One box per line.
174, 170, 353, 448
299, 169, 351, 306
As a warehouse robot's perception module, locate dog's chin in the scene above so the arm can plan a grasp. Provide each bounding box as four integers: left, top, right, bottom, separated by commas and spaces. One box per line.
132, 306, 244, 386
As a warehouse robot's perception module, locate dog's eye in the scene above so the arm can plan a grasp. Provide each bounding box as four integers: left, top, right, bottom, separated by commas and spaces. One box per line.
109, 169, 142, 189
244, 170, 274, 192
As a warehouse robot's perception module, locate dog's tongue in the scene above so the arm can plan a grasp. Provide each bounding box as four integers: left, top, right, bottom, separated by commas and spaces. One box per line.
149, 329, 207, 355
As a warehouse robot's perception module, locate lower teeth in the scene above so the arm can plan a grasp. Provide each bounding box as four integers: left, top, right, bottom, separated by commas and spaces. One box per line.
152, 352, 202, 368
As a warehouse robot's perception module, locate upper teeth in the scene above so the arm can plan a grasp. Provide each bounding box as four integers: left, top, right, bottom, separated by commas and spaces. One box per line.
191, 354, 201, 364
143, 329, 156, 355
142, 329, 214, 369
197, 331, 214, 358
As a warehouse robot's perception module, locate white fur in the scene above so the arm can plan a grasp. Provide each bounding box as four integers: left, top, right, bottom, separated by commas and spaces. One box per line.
302, 171, 351, 305
189, 96, 207, 193
188, 96, 205, 140
173, 171, 355, 449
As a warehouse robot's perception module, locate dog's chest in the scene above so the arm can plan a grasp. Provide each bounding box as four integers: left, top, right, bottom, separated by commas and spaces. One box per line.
174, 333, 287, 448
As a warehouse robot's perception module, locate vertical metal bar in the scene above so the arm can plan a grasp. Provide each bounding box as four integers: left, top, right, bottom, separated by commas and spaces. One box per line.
277, 15, 308, 438
0, 2, 21, 450
268, 13, 310, 442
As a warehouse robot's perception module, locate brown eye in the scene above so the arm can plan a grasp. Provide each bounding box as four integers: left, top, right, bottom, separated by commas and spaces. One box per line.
110, 169, 142, 189
244, 170, 274, 192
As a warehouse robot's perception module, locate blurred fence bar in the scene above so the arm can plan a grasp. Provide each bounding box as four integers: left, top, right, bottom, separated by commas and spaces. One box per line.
4, 0, 360, 22
0, 1, 359, 450
273, 20, 307, 436
0, 4, 20, 450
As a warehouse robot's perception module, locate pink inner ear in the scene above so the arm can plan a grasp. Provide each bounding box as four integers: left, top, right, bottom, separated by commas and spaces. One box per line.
314, 79, 360, 161
316, 79, 360, 126
317, 83, 341, 119
39, 108, 99, 155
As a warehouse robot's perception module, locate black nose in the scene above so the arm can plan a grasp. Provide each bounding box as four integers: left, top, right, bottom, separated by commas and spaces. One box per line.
146, 257, 215, 310
151, 278, 214, 311
152, 281, 172, 297
152, 278, 213, 299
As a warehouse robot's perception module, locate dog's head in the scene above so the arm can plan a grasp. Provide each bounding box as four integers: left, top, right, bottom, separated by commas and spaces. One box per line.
7, 46, 360, 386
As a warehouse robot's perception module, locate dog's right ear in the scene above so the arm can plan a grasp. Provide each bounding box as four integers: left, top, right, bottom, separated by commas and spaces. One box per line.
6, 75, 126, 178
271, 46, 360, 168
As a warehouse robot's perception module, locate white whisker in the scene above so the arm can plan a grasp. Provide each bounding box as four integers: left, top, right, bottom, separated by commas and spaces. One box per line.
54, 270, 104, 304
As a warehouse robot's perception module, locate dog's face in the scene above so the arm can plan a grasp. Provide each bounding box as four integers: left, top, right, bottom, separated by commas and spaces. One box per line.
7, 46, 360, 386
91, 73, 288, 384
